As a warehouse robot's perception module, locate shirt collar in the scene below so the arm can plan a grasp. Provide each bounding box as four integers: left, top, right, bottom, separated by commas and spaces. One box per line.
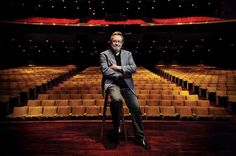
111, 48, 121, 56
115, 52, 120, 56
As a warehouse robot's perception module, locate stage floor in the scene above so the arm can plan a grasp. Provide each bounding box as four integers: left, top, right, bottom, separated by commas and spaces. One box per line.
1, 120, 236, 156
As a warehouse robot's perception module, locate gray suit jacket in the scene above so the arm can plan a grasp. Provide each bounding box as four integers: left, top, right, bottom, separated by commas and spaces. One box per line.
100, 49, 137, 96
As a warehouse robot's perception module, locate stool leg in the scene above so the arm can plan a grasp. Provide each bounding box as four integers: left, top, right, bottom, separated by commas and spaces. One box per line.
100, 94, 128, 142
100, 93, 108, 141
121, 106, 128, 142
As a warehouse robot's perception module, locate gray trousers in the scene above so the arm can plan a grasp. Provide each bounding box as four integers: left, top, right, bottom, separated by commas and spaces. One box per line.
107, 84, 145, 141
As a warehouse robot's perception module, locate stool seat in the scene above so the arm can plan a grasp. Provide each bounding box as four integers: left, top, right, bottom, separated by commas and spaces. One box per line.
100, 92, 128, 142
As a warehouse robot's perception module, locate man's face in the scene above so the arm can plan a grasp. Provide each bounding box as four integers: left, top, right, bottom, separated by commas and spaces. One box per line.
110, 35, 123, 53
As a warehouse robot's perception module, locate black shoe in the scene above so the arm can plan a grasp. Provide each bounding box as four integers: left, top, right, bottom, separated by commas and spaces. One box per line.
137, 139, 151, 150
111, 129, 119, 142
106, 138, 119, 149
107, 139, 119, 149
106, 130, 119, 149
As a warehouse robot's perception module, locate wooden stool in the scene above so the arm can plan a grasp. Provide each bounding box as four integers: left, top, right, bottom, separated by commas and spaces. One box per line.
100, 92, 128, 142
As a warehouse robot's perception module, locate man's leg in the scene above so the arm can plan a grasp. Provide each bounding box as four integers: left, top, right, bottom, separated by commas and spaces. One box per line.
121, 88, 145, 140
107, 84, 123, 137
122, 88, 151, 150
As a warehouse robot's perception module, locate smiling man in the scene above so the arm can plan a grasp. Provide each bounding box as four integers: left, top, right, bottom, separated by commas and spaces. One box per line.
99, 31, 151, 150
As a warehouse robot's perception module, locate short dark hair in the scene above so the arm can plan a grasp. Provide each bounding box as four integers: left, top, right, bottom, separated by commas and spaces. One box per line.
110, 31, 124, 41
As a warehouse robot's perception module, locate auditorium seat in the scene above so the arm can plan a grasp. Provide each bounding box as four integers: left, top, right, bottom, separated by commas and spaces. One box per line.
38, 94, 49, 100
101, 106, 112, 117
146, 99, 160, 106
197, 100, 210, 107
48, 94, 60, 99
60, 94, 70, 99
26, 106, 43, 118
160, 106, 179, 119
192, 107, 213, 120
41, 100, 55, 106
82, 99, 95, 106
95, 99, 105, 106
186, 95, 199, 101
227, 95, 236, 113
139, 100, 147, 106
27, 100, 42, 106
161, 90, 171, 95
70, 106, 86, 117
171, 90, 181, 95
144, 106, 161, 119
143, 85, 152, 90
92, 94, 103, 99
55, 100, 69, 106
209, 107, 232, 120
70, 94, 81, 99
139, 90, 150, 94
140, 106, 145, 116
149, 94, 161, 100
172, 100, 185, 107
41, 106, 57, 118
7, 106, 28, 119
81, 94, 93, 99
173, 95, 186, 100
161, 95, 173, 100
88, 90, 100, 94
160, 100, 172, 106
85, 106, 101, 118
179, 91, 189, 96
57, 106, 72, 118
78, 90, 89, 94
175, 106, 195, 120
69, 99, 83, 106
68, 90, 79, 94
137, 94, 149, 99
150, 90, 161, 94
184, 100, 198, 107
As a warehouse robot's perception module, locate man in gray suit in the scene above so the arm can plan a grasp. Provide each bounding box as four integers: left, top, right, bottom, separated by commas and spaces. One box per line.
100, 31, 150, 150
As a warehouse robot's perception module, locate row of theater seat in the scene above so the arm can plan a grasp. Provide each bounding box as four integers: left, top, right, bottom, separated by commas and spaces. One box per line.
45, 89, 184, 94
58, 82, 176, 87
38, 93, 198, 100
50, 84, 181, 91
156, 65, 236, 108
9, 66, 230, 120
0, 65, 77, 108
8, 105, 232, 121
27, 99, 211, 107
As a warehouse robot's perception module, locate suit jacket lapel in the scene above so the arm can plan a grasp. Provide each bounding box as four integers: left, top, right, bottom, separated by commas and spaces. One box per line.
120, 50, 125, 66
108, 49, 116, 65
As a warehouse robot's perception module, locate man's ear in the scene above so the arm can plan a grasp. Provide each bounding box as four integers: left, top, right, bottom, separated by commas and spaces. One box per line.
108, 40, 111, 44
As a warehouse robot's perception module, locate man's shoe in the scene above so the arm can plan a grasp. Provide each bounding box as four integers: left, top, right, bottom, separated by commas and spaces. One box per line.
137, 139, 151, 150
112, 128, 120, 142
106, 139, 119, 149
106, 130, 119, 149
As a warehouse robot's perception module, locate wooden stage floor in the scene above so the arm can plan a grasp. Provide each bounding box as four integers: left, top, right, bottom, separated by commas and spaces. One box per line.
0, 119, 236, 156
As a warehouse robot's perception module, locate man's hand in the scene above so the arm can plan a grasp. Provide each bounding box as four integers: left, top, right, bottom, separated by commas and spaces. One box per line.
110, 64, 122, 71
119, 74, 130, 78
